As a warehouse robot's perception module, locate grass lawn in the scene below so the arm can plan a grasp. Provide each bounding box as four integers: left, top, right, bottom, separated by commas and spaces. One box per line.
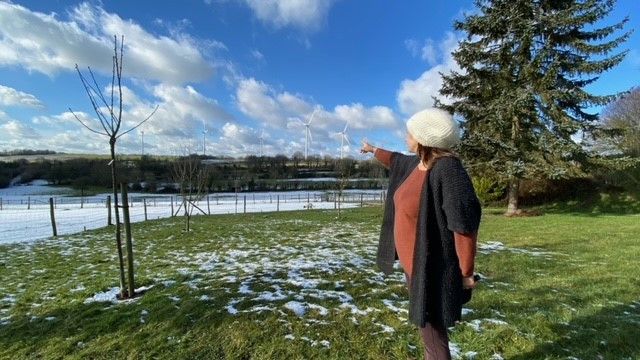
0, 205, 638, 359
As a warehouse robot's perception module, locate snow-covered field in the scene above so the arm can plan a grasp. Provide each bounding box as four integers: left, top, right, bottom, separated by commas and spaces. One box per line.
0, 180, 385, 244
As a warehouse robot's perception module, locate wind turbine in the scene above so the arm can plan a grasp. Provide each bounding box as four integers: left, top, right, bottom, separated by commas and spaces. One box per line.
202, 120, 208, 156
299, 108, 319, 160
338, 121, 350, 159
258, 129, 266, 157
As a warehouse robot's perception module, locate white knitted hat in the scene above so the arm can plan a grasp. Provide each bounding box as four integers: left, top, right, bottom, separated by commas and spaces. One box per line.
406, 108, 460, 149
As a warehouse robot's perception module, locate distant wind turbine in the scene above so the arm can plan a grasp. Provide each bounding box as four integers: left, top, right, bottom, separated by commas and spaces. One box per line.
299, 108, 319, 160
140, 130, 145, 156
202, 120, 208, 156
338, 121, 350, 159
258, 129, 266, 157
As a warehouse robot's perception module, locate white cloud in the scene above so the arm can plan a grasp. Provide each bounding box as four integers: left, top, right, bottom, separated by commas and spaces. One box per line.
404, 39, 420, 57
0, 2, 214, 84
235, 77, 401, 157
421, 40, 438, 66
0, 109, 14, 124
203, 122, 290, 157
236, 78, 296, 127
114, 84, 234, 139
240, 0, 335, 32
0, 120, 41, 140
7, 84, 235, 155
404, 38, 437, 65
32, 111, 92, 127
0, 85, 44, 108
153, 84, 232, 124
333, 104, 397, 130
236, 77, 399, 133
251, 49, 264, 61
397, 32, 461, 115
37, 130, 106, 153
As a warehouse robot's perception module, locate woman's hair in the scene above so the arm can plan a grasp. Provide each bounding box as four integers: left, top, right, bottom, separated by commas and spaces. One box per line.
417, 144, 458, 171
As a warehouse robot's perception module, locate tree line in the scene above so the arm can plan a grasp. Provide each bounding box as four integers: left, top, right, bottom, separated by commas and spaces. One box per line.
0, 153, 390, 193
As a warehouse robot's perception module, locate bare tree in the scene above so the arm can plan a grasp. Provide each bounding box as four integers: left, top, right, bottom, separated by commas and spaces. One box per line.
335, 157, 354, 219
69, 35, 158, 299
171, 153, 209, 233
600, 87, 640, 157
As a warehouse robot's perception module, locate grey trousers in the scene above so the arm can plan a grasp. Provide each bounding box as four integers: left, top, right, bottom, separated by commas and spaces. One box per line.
404, 272, 452, 360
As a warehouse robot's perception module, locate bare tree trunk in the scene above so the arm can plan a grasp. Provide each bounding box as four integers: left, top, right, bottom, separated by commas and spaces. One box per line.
110, 140, 127, 298
505, 177, 520, 216
121, 182, 135, 298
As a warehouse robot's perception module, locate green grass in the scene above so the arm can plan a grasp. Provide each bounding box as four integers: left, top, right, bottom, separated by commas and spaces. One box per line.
0, 206, 638, 359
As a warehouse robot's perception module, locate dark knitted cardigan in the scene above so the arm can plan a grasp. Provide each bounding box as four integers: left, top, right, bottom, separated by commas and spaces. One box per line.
376, 152, 481, 328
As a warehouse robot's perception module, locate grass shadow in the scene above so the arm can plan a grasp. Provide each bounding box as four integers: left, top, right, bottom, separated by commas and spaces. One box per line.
0, 284, 234, 358
509, 301, 640, 359
484, 190, 639, 217
537, 190, 640, 216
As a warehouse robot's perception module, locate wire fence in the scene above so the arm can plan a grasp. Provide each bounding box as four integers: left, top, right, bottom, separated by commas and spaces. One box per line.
0, 190, 386, 245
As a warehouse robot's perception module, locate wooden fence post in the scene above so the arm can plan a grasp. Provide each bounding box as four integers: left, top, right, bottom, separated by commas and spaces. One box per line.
207, 195, 210, 215
243, 195, 247, 214
28, 196, 31, 210
277, 195, 280, 212
121, 183, 135, 298
49, 197, 57, 237
107, 195, 112, 226
143, 198, 148, 221
170, 196, 174, 217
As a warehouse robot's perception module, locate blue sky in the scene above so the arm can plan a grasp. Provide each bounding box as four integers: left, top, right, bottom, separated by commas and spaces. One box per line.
0, 0, 638, 158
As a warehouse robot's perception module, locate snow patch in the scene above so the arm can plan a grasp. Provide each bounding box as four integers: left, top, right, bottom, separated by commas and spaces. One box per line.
83, 285, 155, 304
284, 301, 307, 316
373, 322, 395, 334
226, 298, 242, 315
463, 351, 478, 359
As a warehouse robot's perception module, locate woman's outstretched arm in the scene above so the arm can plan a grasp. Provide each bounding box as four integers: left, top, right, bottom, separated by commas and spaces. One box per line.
360, 140, 392, 168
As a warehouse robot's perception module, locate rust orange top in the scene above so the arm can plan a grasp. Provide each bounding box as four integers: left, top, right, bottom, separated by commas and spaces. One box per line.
374, 147, 477, 279
392, 166, 427, 276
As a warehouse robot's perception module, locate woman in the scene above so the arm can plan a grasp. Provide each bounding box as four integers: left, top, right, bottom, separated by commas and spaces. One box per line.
360, 108, 481, 359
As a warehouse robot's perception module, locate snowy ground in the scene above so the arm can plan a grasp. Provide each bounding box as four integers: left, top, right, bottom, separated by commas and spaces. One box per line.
0, 210, 533, 359
0, 180, 384, 244
2, 202, 636, 359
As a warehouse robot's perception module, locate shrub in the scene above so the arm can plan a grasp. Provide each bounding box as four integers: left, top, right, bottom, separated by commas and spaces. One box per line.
471, 176, 506, 205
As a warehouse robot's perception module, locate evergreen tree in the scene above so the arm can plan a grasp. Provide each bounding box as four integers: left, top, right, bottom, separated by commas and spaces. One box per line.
439, 0, 630, 215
